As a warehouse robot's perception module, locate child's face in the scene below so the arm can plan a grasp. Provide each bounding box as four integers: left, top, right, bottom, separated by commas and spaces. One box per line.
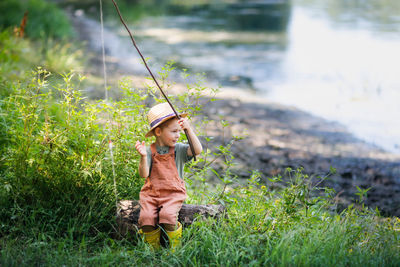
155, 118, 181, 147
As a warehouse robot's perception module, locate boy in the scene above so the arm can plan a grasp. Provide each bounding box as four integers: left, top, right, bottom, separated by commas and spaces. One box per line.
135, 102, 202, 250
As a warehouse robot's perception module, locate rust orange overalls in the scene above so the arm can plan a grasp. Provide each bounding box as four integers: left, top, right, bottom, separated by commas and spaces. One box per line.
139, 144, 187, 227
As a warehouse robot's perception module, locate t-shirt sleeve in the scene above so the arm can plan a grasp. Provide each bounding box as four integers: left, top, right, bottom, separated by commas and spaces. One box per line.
175, 143, 193, 163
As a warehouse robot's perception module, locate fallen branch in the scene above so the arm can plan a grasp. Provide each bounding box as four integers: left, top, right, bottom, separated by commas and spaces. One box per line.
116, 200, 226, 237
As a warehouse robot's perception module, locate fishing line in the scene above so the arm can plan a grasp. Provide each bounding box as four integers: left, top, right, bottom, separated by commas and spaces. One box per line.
99, 0, 108, 100
99, 0, 118, 210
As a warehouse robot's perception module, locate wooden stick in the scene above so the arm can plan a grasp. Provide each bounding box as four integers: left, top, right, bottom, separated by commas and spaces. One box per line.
111, 0, 197, 160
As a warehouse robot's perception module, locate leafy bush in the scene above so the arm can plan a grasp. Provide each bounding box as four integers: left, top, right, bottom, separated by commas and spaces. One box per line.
1, 69, 120, 238
0, 59, 217, 239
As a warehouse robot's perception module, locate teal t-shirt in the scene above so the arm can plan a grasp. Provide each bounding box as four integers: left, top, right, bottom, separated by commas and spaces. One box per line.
146, 143, 193, 180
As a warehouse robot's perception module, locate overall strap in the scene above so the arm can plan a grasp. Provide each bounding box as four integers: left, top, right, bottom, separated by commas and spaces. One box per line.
150, 143, 157, 155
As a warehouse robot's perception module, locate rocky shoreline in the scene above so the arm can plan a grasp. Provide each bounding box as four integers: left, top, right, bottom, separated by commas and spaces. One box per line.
199, 97, 400, 216
69, 10, 400, 217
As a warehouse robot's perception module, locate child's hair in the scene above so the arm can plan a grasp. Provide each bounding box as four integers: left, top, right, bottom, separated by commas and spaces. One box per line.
158, 117, 178, 130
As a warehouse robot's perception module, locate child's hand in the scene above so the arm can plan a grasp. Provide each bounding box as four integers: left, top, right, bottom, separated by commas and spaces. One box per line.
178, 117, 190, 131
135, 140, 147, 157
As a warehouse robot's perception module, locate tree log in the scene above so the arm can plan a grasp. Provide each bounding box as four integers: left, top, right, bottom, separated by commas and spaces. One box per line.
116, 200, 226, 237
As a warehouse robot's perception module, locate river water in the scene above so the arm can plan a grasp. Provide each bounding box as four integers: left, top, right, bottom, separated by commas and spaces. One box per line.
87, 0, 400, 154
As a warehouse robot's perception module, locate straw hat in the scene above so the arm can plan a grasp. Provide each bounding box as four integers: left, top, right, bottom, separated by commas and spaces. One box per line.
145, 102, 187, 138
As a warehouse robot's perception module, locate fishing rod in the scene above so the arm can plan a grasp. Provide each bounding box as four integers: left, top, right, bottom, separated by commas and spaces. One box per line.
111, 0, 197, 161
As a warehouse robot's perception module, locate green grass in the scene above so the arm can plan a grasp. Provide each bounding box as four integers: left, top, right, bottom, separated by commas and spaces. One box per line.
1, 196, 399, 266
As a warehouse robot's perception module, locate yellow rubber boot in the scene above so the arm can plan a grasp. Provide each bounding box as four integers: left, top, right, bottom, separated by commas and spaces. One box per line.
140, 227, 161, 250
166, 222, 182, 252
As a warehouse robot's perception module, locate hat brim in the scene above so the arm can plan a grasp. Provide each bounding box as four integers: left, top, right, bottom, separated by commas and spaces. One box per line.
145, 113, 187, 138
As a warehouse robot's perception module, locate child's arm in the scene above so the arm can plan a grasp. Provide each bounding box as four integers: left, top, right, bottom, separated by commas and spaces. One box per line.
135, 140, 149, 178
178, 118, 203, 157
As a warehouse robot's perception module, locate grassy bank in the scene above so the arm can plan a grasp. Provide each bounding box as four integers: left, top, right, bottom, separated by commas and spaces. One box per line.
0, 2, 399, 266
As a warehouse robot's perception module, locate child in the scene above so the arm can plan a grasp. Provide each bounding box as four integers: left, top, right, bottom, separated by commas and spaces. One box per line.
135, 102, 202, 250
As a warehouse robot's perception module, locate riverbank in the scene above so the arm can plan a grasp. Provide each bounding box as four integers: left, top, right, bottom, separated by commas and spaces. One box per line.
69, 10, 400, 217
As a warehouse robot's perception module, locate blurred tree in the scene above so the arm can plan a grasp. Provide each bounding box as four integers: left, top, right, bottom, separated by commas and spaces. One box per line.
0, 0, 74, 39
